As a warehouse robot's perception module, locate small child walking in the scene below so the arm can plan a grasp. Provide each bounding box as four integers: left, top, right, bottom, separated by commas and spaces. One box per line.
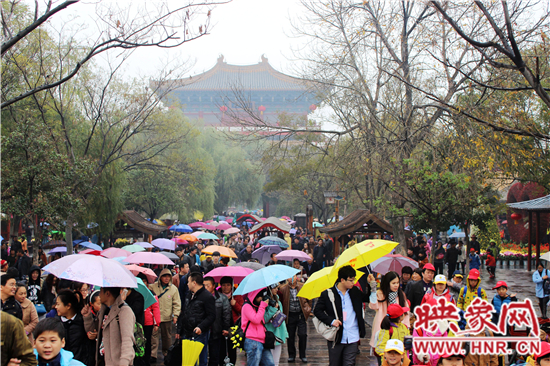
374, 304, 410, 366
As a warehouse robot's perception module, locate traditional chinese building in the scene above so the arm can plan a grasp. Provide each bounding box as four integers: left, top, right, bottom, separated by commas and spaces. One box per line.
159, 55, 318, 126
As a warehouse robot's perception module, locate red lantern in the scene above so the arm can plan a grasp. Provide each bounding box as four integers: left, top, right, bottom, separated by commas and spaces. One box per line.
510, 212, 522, 224
219, 106, 228, 112
258, 105, 266, 115
309, 104, 317, 111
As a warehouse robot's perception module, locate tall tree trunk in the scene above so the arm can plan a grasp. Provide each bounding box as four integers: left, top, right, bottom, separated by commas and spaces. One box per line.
65, 218, 74, 255
392, 214, 407, 255
9, 216, 22, 245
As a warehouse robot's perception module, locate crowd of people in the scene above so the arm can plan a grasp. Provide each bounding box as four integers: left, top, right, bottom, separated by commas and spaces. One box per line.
0, 227, 546, 366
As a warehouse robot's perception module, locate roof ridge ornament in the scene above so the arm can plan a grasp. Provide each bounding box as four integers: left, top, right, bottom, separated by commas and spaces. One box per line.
217, 54, 225, 64
261, 54, 268, 63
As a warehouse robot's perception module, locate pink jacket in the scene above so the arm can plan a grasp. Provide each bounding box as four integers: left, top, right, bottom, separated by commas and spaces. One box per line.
369, 290, 410, 347
144, 295, 161, 327
412, 327, 447, 366
241, 289, 268, 343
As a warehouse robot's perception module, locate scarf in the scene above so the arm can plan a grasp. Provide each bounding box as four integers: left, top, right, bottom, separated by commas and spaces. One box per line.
388, 291, 398, 304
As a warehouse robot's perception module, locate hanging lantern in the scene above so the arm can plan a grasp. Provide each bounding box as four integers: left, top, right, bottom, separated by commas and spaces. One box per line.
258, 105, 266, 115
219, 106, 228, 112
510, 212, 522, 224
309, 104, 317, 111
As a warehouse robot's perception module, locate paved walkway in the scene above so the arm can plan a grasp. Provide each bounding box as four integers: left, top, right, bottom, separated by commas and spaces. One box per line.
158, 262, 539, 366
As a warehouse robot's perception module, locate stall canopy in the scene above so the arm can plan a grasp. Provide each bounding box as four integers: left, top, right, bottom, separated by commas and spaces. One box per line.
235, 214, 262, 224
115, 210, 169, 237
318, 209, 396, 238
507, 194, 550, 271
249, 217, 291, 234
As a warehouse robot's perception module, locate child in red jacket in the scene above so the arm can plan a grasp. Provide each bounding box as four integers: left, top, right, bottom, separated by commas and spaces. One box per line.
485, 251, 496, 279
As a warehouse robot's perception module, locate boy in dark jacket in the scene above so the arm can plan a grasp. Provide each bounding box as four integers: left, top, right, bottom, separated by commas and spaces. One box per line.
491, 281, 517, 325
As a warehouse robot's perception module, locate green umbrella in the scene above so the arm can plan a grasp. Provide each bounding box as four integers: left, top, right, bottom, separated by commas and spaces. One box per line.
197, 233, 219, 240
313, 222, 324, 228
135, 277, 157, 309
122, 244, 146, 253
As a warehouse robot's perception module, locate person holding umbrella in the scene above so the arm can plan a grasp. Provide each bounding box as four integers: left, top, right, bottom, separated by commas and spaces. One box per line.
219, 276, 243, 366
314, 265, 370, 366
241, 287, 275, 366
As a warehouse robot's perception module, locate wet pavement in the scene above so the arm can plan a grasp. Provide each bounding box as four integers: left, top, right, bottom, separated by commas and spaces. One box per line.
157, 261, 539, 366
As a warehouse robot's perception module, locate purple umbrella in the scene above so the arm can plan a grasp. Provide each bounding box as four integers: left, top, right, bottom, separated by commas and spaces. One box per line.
135, 241, 154, 249
275, 250, 310, 262
252, 245, 282, 265
42, 254, 137, 288
48, 246, 67, 255
151, 238, 175, 251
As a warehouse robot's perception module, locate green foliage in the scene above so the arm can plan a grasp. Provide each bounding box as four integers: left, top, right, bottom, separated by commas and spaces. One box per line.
473, 218, 502, 251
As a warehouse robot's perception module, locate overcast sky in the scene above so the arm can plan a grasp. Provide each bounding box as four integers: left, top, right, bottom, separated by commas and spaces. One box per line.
54, 0, 307, 79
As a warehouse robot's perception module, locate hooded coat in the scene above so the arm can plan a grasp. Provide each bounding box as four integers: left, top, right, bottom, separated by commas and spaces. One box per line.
241, 288, 268, 343
421, 286, 455, 305
33, 348, 85, 366
149, 268, 181, 323
27, 265, 42, 304
457, 275, 487, 311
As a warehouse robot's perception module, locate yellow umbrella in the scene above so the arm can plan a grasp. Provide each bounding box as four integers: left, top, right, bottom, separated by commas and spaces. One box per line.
182, 339, 204, 366
201, 245, 237, 258
332, 239, 398, 272
297, 265, 364, 300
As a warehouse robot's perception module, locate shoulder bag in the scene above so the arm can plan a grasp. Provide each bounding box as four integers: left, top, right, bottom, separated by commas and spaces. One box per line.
313, 289, 339, 342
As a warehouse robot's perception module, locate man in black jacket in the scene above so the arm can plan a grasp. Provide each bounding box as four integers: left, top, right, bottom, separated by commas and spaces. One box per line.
302, 254, 318, 280
405, 263, 435, 313
313, 265, 369, 366
204, 276, 231, 366
444, 242, 460, 279
177, 272, 216, 366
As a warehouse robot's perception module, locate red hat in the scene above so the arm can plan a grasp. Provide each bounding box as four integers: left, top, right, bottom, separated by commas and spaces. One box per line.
439, 353, 465, 361
469, 268, 480, 280
387, 303, 410, 318
423, 263, 435, 272
536, 342, 550, 361
0, 260, 6, 267
470, 248, 475, 252
492, 281, 508, 290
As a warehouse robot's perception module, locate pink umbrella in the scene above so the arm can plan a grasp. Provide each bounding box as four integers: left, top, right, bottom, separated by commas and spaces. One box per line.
226, 218, 233, 223
219, 221, 229, 225
205, 266, 254, 284
125, 264, 158, 284
80, 249, 102, 256
171, 238, 189, 245
151, 238, 175, 251
275, 250, 310, 262
370, 254, 418, 275
217, 223, 232, 231
224, 228, 240, 235
191, 231, 203, 238
189, 222, 205, 228
135, 241, 154, 249
101, 248, 131, 259
281, 216, 291, 220
125, 252, 175, 265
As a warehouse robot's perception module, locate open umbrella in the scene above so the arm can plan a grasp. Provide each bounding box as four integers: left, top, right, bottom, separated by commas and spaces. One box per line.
281, 216, 291, 220
125, 252, 175, 266
252, 245, 282, 265
196, 233, 219, 241
171, 238, 188, 245
48, 247, 67, 255
122, 244, 146, 253
449, 232, 465, 238
369, 254, 419, 275
205, 266, 254, 284
541, 252, 550, 262
203, 224, 217, 231
312, 222, 324, 228
182, 339, 204, 366
135, 242, 154, 249
125, 264, 158, 284
275, 250, 310, 262
331, 239, 398, 273
224, 228, 240, 235
135, 277, 157, 309
76, 242, 102, 251
202, 245, 237, 258
170, 224, 193, 233
235, 262, 265, 271
101, 248, 131, 259
258, 236, 289, 248
178, 234, 198, 243
297, 265, 364, 300
42, 240, 66, 249
189, 222, 206, 228
226, 218, 234, 223
159, 252, 179, 261
234, 265, 300, 296
42, 254, 137, 288
151, 238, 176, 251
79, 249, 102, 256
217, 223, 232, 231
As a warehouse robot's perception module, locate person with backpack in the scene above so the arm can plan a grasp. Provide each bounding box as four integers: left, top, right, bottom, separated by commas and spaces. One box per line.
83, 287, 136, 366
374, 304, 410, 366
468, 249, 481, 270
457, 269, 487, 311
421, 275, 455, 305
533, 263, 550, 319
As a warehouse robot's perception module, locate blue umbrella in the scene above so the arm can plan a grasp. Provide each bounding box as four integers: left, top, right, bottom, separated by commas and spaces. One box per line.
258, 236, 289, 249
234, 265, 300, 296
77, 241, 102, 251
135, 277, 157, 309
252, 245, 282, 265
171, 224, 193, 233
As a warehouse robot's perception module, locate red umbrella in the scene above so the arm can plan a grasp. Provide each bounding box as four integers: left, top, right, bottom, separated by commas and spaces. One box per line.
79, 249, 102, 256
